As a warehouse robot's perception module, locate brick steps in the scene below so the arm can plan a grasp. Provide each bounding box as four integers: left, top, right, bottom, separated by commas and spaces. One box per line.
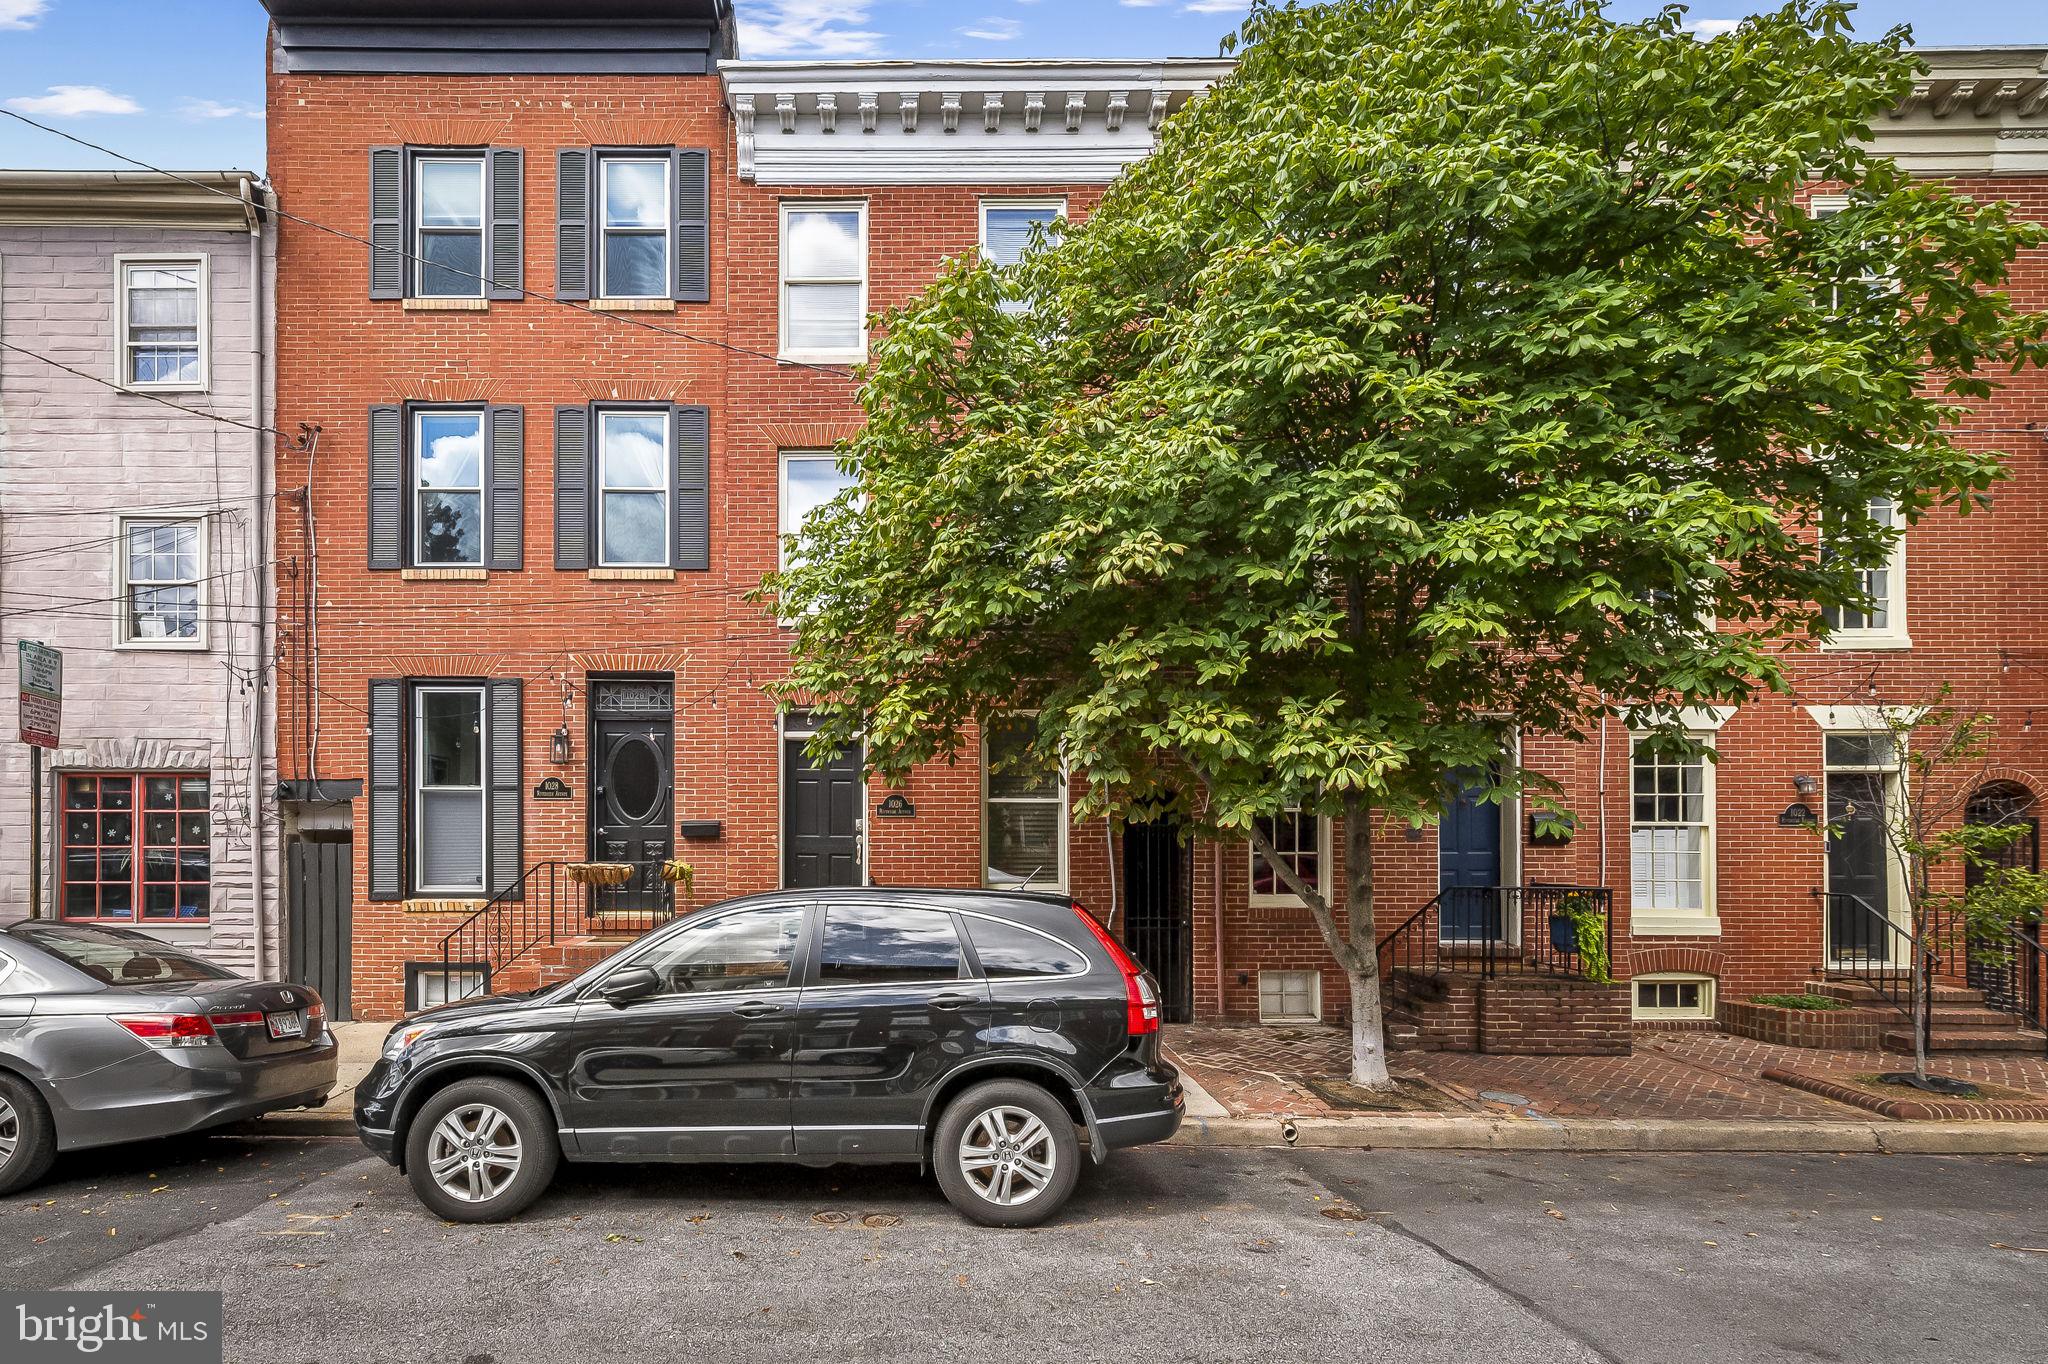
1881, 1027, 2048, 1054
1809, 979, 1986, 1006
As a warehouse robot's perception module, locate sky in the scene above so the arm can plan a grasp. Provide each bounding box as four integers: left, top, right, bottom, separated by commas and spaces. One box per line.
0, 0, 2039, 173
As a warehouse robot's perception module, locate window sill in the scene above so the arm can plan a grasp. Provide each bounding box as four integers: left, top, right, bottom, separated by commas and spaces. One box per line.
1819, 634, 1912, 652
120, 382, 209, 396
402, 896, 488, 914
1249, 895, 1323, 911
402, 297, 489, 312
1631, 915, 1721, 938
588, 567, 676, 581
115, 638, 210, 652
591, 298, 676, 312
401, 567, 488, 581
779, 350, 866, 366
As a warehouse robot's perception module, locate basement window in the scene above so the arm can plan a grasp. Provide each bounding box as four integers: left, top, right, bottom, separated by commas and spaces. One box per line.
1632, 973, 1714, 1021
407, 962, 488, 1012
1258, 970, 1321, 1023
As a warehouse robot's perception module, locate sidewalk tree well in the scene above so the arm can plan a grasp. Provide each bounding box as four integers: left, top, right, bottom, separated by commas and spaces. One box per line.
760, 0, 2048, 1087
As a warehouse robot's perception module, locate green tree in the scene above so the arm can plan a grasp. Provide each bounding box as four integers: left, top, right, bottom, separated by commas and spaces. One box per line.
764, 0, 2047, 1085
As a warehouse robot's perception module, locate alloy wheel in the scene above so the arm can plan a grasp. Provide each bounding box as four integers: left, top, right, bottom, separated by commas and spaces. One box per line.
957, 1105, 1057, 1207
425, 1102, 522, 1203
0, 1094, 15, 1166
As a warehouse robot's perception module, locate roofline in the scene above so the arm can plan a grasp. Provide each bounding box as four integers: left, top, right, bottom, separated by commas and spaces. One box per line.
0, 171, 267, 233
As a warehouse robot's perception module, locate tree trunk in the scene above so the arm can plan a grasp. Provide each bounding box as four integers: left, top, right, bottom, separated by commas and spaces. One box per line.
1343, 792, 1392, 1088
1912, 924, 1931, 1084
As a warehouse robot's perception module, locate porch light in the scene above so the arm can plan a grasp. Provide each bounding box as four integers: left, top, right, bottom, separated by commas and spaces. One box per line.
551, 725, 574, 765
1791, 773, 1819, 798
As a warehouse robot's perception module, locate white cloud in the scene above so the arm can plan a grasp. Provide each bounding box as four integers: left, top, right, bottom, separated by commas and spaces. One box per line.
177, 98, 261, 121
1686, 18, 1743, 38
737, 0, 885, 59
5, 84, 141, 117
0, 1, 49, 31
958, 17, 1021, 41
1119, 0, 1169, 6
1181, 0, 1248, 12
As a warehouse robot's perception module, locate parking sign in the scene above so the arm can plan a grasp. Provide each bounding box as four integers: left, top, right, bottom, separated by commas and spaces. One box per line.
18, 640, 61, 748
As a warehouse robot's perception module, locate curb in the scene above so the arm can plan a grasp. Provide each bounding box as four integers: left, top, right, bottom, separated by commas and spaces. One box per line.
245, 1113, 361, 1139
1163, 1114, 2048, 1154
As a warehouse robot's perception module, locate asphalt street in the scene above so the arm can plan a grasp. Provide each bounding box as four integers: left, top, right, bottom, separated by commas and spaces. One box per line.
4, 1138, 2043, 1364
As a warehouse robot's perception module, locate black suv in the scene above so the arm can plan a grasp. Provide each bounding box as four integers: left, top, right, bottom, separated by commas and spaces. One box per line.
354, 889, 1181, 1226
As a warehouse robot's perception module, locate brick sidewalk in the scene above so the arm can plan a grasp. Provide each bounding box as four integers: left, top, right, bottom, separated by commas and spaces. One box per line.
1164, 1024, 2048, 1122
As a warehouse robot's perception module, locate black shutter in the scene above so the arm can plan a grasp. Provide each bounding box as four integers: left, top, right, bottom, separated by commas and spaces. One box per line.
369, 146, 405, 299
554, 405, 592, 569
485, 405, 524, 570
671, 148, 709, 303
368, 679, 404, 901
673, 404, 709, 571
368, 405, 404, 570
486, 680, 523, 896
555, 148, 591, 300
486, 147, 523, 301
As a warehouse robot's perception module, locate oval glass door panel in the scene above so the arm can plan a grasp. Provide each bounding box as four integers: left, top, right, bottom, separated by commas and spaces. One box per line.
606, 735, 665, 824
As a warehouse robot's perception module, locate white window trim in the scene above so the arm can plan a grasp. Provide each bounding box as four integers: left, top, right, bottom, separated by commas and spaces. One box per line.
1631, 972, 1716, 1021
778, 199, 868, 363
411, 408, 487, 569
114, 254, 209, 393
1627, 730, 1720, 936
413, 684, 488, 896
598, 154, 672, 302
977, 196, 1067, 260
777, 712, 867, 891
1820, 727, 1912, 962
595, 406, 673, 569
1258, 969, 1323, 1024
412, 155, 487, 300
777, 449, 858, 574
1819, 496, 1909, 651
1248, 809, 1332, 909
113, 511, 208, 651
980, 715, 1069, 894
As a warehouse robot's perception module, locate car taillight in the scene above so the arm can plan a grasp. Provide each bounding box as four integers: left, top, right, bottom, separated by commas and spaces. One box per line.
209, 1010, 265, 1027
1072, 901, 1160, 1037
114, 1014, 219, 1048
306, 1000, 326, 1031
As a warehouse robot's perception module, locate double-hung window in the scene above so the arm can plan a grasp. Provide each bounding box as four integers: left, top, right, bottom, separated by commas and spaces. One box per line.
1821, 495, 1906, 646
118, 517, 204, 647
413, 410, 485, 566
983, 716, 1067, 891
414, 686, 486, 894
778, 451, 858, 572
597, 409, 671, 568
117, 257, 205, 389
979, 198, 1063, 315
1250, 808, 1327, 907
599, 156, 670, 299
780, 202, 866, 360
1630, 737, 1715, 929
414, 156, 486, 298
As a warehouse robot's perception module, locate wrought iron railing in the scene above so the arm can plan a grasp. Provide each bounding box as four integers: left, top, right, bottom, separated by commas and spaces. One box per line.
1377, 885, 1613, 982
439, 860, 680, 985
1813, 889, 1935, 1051
1965, 923, 2047, 1051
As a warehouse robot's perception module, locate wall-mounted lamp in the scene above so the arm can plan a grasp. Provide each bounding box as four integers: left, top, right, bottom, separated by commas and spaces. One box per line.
551, 725, 574, 765
1791, 773, 1820, 798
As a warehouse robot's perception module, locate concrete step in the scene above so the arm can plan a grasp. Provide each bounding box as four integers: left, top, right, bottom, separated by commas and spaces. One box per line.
1882, 1027, 2048, 1054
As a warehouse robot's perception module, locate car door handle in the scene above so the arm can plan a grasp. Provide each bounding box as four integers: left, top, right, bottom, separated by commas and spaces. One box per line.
733, 1002, 782, 1018
930, 993, 978, 1011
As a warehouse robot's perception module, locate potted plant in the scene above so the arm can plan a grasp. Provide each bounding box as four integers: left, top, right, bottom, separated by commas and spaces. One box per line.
1548, 892, 1613, 983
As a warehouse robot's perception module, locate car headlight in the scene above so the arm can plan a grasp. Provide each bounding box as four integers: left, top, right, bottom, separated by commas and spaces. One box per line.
382, 1022, 437, 1060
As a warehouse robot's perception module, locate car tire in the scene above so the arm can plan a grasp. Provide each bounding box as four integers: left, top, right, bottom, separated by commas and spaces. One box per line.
0, 1072, 57, 1197
933, 1079, 1080, 1228
403, 1077, 559, 1224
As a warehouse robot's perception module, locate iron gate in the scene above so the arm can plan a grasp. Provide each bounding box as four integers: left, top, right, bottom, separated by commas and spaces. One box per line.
1120, 816, 1191, 1024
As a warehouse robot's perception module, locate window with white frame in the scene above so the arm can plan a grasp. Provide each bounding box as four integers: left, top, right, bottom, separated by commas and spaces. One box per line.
414, 155, 486, 298
409, 964, 488, 1011
118, 517, 204, 646
599, 155, 670, 299
118, 257, 205, 389
414, 686, 486, 893
1250, 807, 1325, 906
1630, 737, 1714, 921
1821, 495, 1905, 643
1632, 973, 1714, 1021
413, 409, 485, 566
778, 451, 858, 571
780, 202, 865, 358
1259, 970, 1321, 1022
980, 198, 1064, 314
597, 409, 671, 567
983, 716, 1066, 891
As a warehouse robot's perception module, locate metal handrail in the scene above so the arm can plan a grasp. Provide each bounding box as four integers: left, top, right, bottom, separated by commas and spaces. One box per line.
1378, 885, 1611, 983
440, 859, 679, 985
1968, 922, 2047, 1053
1812, 888, 1935, 1052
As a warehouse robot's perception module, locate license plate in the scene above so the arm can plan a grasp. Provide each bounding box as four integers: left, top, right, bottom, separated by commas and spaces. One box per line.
266, 1011, 304, 1040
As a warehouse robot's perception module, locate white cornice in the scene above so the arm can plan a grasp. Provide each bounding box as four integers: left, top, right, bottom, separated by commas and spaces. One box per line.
722, 59, 1231, 185
1863, 47, 2048, 176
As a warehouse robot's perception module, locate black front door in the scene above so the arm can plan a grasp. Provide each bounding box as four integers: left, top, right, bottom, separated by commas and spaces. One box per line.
590, 679, 674, 911
1439, 768, 1503, 942
1826, 772, 1891, 962
784, 727, 862, 887
1121, 815, 1191, 1023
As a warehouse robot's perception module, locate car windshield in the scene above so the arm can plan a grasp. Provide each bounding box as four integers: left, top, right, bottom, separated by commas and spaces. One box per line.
9, 924, 237, 987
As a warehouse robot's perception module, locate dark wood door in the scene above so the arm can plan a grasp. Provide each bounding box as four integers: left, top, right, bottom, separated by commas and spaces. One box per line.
285, 836, 352, 1022
1122, 815, 1191, 1024
1827, 772, 1891, 962
783, 736, 862, 887
591, 714, 673, 911
1439, 768, 1503, 942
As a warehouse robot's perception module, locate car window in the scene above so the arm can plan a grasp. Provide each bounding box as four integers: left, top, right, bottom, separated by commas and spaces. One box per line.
9, 924, 236, 986
964, 918, 1086, 978
629, 907, 803, 996
818, 905, 962, 986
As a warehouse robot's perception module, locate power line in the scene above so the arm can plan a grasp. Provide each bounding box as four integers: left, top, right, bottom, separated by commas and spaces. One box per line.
0, 338, 298, 441
0, 108, 859, 380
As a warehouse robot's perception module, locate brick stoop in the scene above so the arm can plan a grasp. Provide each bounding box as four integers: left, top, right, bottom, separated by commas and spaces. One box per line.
1383, 968, 1631, 1055
486, 937, 622, 994
1810, 981, 2048, 1056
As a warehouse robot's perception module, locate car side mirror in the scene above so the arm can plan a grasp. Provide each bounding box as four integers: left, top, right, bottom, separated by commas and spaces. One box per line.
596, 965, 661, 1006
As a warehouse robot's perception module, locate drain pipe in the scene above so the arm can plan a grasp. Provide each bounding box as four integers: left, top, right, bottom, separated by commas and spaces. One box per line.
245, 179, 271, 979
1102, 817, 1117, 931
1596, 714, 1609, 891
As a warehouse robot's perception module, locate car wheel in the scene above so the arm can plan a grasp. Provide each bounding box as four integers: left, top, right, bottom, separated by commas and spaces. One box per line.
0, 1073, 57, 1197
933, 1079, 1080, 1228
403, 1077, 559, 1223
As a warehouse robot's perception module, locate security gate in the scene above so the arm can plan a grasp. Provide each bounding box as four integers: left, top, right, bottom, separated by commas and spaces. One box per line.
285, 835, 353, 1021
1121, 815, 1191, 1024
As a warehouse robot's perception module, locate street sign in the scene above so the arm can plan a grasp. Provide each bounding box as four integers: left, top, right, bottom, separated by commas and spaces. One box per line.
18, 640, 60, 748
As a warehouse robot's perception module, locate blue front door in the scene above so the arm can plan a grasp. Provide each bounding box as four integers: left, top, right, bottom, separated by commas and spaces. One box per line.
1439, 769, 1503, 941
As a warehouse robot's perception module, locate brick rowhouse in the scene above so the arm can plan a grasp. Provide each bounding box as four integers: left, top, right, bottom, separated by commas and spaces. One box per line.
264, 1, 2048, 1050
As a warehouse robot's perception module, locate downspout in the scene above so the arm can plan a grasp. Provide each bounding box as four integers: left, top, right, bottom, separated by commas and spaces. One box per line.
1596, 713, 1609, 891
245, 179, 270, 979
1210, 837, 1224, 1022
